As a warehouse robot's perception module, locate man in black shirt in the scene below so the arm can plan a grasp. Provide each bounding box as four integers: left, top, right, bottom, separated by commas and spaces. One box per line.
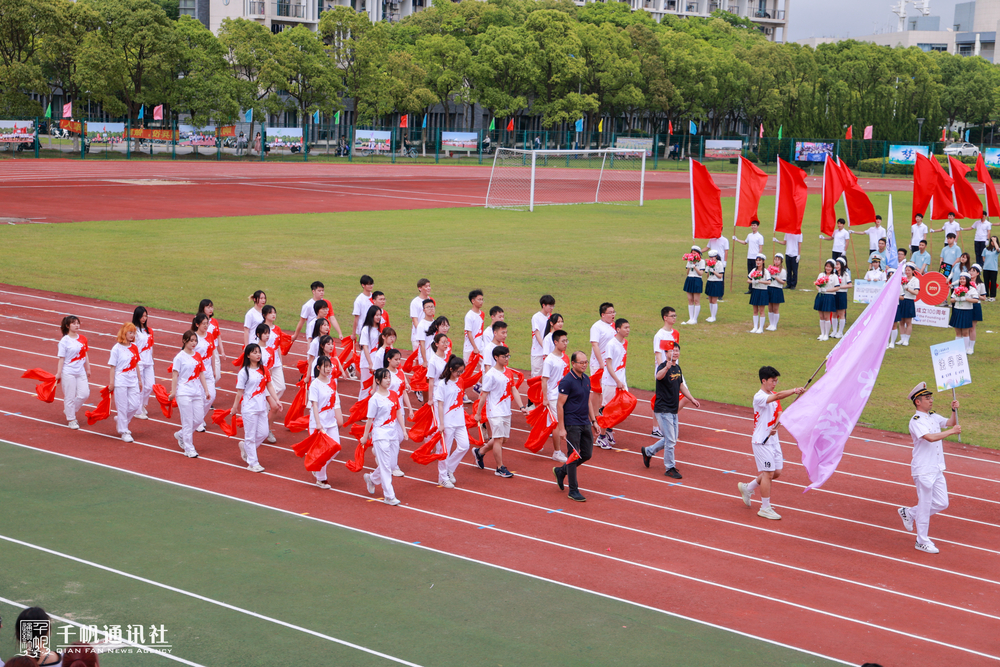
642, 344, 699, 478
553, 351, 599, 502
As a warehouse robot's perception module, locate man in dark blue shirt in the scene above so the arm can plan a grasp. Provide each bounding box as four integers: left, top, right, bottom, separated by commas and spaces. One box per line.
553, 351, 599, 502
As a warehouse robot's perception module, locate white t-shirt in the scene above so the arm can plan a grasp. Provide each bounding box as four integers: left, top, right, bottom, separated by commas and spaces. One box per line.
433, 379, 465, 429
172, 351, 204, 398
371, 347, 387, 371
589, 319, 616, 367
816, 273, 840, 293
973, 219, 992, 242
909, 411, 948, 477
353, 292, 373, 335
769, 268, 787, 288
358, 326, 380, 369
910, 222, 929, 247
783, 233, 802, 257
652, 328, 679, 366
427, 352, 447, 385
864, 225, 886, 249
832, 228, 851, 253
244, 308, 264, 337
367, 391, 400, 441
530, 311, 548, 357
416, 318, 433, 364
482, 340, 498, 371
135, 328, 154, 366
108, 343, 140, 388
751, 389, 780, 446
541, 353, 567, 403
300, 298, 320, 336
58, 335, 88, 375
481, 367, 512, 418
941, 220, 961, 238
236, 366, 270, 413
601, 338, 627, 388
194, 334, 216, 380
685, 259, 706, 278
308, 380, 340, 432
707, 236, 730, 259
265, 326, 283, 369
464, 309, 484, 358
483, 324, 496, 349
746, 232, 764, 257
409, 296, 425, 340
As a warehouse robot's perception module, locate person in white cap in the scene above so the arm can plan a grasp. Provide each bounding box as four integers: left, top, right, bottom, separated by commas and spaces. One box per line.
832, 257, 852, 339
864, 253, 886, 282
948, 272, 978, 354
765, 253, 786, 331
704, 249, 726, 322
681, 245, 705, 325
747, 253, 771, 334
898, 382, 960, 554
889, 262, 920, 348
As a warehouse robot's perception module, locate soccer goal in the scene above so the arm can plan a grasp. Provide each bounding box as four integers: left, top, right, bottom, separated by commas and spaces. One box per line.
484, 148, 646, 211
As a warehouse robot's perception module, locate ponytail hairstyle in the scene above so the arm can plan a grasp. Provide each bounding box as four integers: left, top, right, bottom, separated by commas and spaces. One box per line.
197, 299, 214, 316
60, 315, 80, 336
255, 323, 271, 344
318, 334, 335, 357
427, 315, 450, 337
431, 332, 449, 353
383, 348, 401, 368
442, 354, 465, 382
240, 343, 261, 380
181, 329, 198, 349
361, 305, 382, 331
314, 355, 332, 378
192, 313, 209, 332
311, 317, 329, 340
132, 306, 149, 332
249, 290, 266, 306
544, 312, 562, 337
378, 326, 397, 349
116, 322, 137, 345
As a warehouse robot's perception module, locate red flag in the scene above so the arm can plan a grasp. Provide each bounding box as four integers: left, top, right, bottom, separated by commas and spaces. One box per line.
21, 369, 57, 403
345, 394, 371, 426
407, 403, 435, 442
689, 159, 723, 240
734, 156, 768, 228
845, 125, 852, 140
928, 155, 955, 220
947, 156, 984, 219
399, 114, 408, 128
566, 448, 581, 464
337, 337, 354, 366
596, 389, 637, 430
589, 368, 603, 394
283, 380, 308, 428
668, 120, 673, 136
151, 384, 177, 418
85, 387, 113, 425
941, 127, 946, 142
774, 157, 808, 235
401, 349, 419, 372
275, 328, 293, 356
506, 118, 514, 132
526, 376, 543, 406
820, 154, 846, 235
211, 409, 243, 436
837, 159, 876, 226
287, 414, 310, 433
974, 154, 1000, 217
345, 440, 372, 472
523, 405, 556, 453
304, 432, 342, 471
410, 365, 428, 392
410, 431, 446, 465
912, 152, 936, 224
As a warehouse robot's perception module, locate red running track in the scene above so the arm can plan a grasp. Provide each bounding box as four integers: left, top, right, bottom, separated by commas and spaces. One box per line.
1, 284, 998, 666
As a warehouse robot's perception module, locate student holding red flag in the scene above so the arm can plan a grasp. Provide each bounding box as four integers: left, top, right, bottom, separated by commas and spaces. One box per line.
107, 322, 143, 443
192, 314, 218, 432
55, 315, 91, 429
472, 345, 526, 478
540, 329, 570, 462
231, 343, 280, 473
530, 295, 555, 380
588, 302, 616, 399
409, 278, 432, 355
597, 318, 629, 449
169, 330, 210, 458
357, 306, 383, 398
132, 307, 155, 420
262, 305, 288, 443
434, 355, 469, 488
307, 356, 344, 489
361, 368, 408, 505
552, 351, 599, 502
198, 299, 228, 376
463, 289, 485, 367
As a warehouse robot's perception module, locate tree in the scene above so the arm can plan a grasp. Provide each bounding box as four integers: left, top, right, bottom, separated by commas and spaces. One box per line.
171, 15, 237, 126
38, 0, 98, 118
414, 33, 471, 123
936, 51, 999, 131
271, 25, 343, 123
319, 7, 386, 123
470, 25, 536, 121
218, 17, 280, 140
0, 0, 61, 115
524, 9, 596, 127
576, 21, 643, 133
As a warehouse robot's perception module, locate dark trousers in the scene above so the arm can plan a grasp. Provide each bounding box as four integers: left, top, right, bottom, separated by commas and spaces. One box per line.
975, 240, 986, 266
832, 250, 844, 261
559, 424, 594, 493
786, 255, 799, 289
985, 270, 998, 298
746, 258, 755, 292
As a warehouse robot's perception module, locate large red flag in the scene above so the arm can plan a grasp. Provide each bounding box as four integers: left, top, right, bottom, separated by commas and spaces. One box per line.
947, 156, 983, 219
974, 153, 1000, 217
912, 152, 936, 224
928, 155, 955, 220
774, 157, 808, 234
820, 154, 846, 235
837, 159, 876, 225
734, 156, 768, 228
689, 159, 723, 239
399, 114, 408, 128
845, 125, 853, 140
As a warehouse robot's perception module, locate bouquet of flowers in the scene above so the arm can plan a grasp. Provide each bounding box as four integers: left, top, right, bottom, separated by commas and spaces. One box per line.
750, 269, 763, 279
706, 257, 717, 268
815, 276, 829, 288
953, 285, 969, 297
683, 252, 699, 262
767, 265, 781, 275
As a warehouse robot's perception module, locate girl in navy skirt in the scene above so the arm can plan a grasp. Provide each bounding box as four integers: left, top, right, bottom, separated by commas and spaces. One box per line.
705, 250, 726, 323
832, 257, 852, 339
890, 262, 920, 348
765, 253, 786, 331
969, 264, 984, 355
748, 253, 771, 334
814, 259, 840, 341
682, 246, 706, 325
949, 272, 978, 353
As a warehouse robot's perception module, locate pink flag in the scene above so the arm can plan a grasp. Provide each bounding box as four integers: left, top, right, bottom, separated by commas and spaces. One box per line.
759, 123, 763, 139
780, 278, 899, 491
863, 125, 873, 140
153, 104, 163, 121
62, 101, 72, 118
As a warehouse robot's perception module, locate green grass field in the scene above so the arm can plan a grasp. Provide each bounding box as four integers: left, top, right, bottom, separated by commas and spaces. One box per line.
0, 192, 995, 447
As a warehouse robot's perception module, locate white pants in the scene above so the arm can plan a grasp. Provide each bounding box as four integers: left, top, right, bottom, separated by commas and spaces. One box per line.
114, 384, 140, 435
369, 438, 400, 500
530, 355, 544, 378
242, 409, 269, 466
439, 425, 470, 480
138, 364, 154, 412
270, 366, 286, 399
310, 427, 341, 481
175, 394, 204, 454
213, 354, 221, 382
359, 367, 372, 399
61, 372, 90, 421
200, 377, 217, 427
910, 471, 949, 545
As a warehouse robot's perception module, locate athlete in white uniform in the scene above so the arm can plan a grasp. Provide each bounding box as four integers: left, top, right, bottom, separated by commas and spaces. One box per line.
243, 290, 266, 346
169, 330, 210, 458
307, 356, 344, 489
540, 329, 569, 462
434, 356, 470, 488
597, 318, 629, 449
410, 278, 432, 353
530, 295, 555, 378
361, 369, 408, 505
108, 324, 143, 442
132, 307, 155, 420
55, 315, 91, 429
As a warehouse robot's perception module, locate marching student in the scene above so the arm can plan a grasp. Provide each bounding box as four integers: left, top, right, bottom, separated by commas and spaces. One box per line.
890, 262, 920, 348
55, 315, 91, 429
813, 259, 839, 341
819, 218, 852, 261
426, 333, 450, 404
131, 307, 155, 420
243, 290, 267, 346
473, 345, 526, 478
425, 316, 451, 359
231, 343, 279, 473
293, 281, 325, 342
482, 320, 507, 375
383, 347, 415, 418
372, 327, 397, 372
910, 213, 929, 255
766, 253, 786, 331
912, 239, 932, 275
352, 274, 375, 344
371, 291, 389, 332
192, 314, 218, 431
254, 324, 281, 442
552, 351, 599, 503
482, 305, 504, 352
361, 368, 409, 505
410, 278, 432, 354
541, 329, 570, 462
306, 318, 331, 377
169, 330, 210, 458
597, 318, 629, 449
642, 343, 700, 479
733, 220, 764, 294
435, 355, 470, 488
108, 322, 143, 443
541, 313, 564, 356
306, 300, 333, 340
737, 366, 805, 520
358, 305, 383, 397
197, 299, 227, 376
651, 306, 680, 438
772, 231, 802, 289
748, 253, 771, 334
531, 295, 555, 379
308, 355, 345, 489
464, 289, 485, 365
850, 214, 887, 253
681, 246, 705, 325
704, 250, 725, 322
972, 211, 992, 265
948, 273, 978, 354
897, 383, 960, 554
986, 235, 1000, 301
864, 254, 886, 282
262, 305, 286, 442
415, 299, 436, 366
832, 257, 852, 339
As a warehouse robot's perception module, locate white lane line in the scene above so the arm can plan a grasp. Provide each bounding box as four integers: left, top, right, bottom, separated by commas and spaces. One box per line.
245, 182, 480, 207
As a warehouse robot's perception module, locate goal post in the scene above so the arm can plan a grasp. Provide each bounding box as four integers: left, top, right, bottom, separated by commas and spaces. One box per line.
485, 148, 647, 211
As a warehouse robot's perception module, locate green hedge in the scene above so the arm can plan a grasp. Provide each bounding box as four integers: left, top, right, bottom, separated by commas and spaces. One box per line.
855, 154, 1000, 178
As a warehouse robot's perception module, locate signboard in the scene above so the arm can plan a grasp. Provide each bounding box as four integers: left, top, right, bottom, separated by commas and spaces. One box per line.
929, 339, 972, 391
59, 119, 83, 135
441, 131, 478, 152
615, 137, 654, 157
125, 128, 177, 141
888, 145, 930, 165
178, 124, 217, 146
794, 141, 833, 162
704, 139, 742, 159
86, 122, 125, 144
266, 127, 302, 148
853, 279, 884, 304
984, 147, 1000, 168
217, 125, 236, 138
913, 302, 950, 328
353, 129, 391, 154
0, 121, 33, 144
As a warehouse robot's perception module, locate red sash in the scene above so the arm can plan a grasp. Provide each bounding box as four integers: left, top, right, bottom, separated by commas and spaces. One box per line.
447, 386, 463, 414
616, 339, 629, 372
248, 366, 271, 400
321, 382, 338, 412
188, 355, 206, 382
208, 318, 221, 343
121, 344, 140, 373
140, 327, 155, 353
387, 390, 401, 424
69, 335, 89, 363
562, 352, 571, 376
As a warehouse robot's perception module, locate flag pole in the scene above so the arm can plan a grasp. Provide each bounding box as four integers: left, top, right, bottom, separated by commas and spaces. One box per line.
952, 387, 961, 443
730, 157, 742, 292
803, 356, 828, 389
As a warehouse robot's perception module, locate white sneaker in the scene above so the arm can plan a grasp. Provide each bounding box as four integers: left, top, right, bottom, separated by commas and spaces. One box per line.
898, 507, 914, 532
552, 450, 567, 463
121, 433, 134, 443
135, 408, 148, 420
392, 468, 405, 477
900, 340, 909, 347
915, 541, 939, 554
315, 479, 331, 489
364, 473, 376, 495
266, 431, 276, 444
415, 391, 424, 402
754, 328, 764, 334
679, 320, 689, 325
439, 478, 455, 489
247, 463, 265, 472
705, 317, 716, 323
765, 325, 776, 331
887, 341, 895, 349
819, 335, 829, 341
174, 432, 185, 451
196, 424, 206, 433
184, 449, 199, 459
68, 419, 79, 430
738, 482, 752, 508
449, 471, 456, 484
238, 441, 247, 462
384, 497, 401, 506
757, 507, 781, 520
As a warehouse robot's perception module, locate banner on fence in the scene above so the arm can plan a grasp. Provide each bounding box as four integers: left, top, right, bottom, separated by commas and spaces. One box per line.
853, 279, 885, 304
59, 119, 83, 135
267, 127, 302, 147
615, 137, 654, 157
217, 125, 236, 138
86, 122, 125, 144
125, 128, 177, 141
353, 129, 391, 153
794, 141, 833, 162
888, 144, 930, 165
983, 147, 1000, 168
178, 124, 217, 146
441, 132, 478, 152
913, 302, 950, 328
0, 121, 34, 143
704, 139, 742, 159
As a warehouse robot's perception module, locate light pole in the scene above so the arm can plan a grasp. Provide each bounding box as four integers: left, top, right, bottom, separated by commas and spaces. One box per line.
917, 117, 925, 144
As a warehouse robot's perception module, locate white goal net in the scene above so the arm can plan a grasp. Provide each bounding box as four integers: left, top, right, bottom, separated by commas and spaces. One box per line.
484, 148, 646, 211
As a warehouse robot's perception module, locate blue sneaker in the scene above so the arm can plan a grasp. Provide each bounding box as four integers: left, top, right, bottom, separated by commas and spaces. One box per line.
473, 447, 485, 470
